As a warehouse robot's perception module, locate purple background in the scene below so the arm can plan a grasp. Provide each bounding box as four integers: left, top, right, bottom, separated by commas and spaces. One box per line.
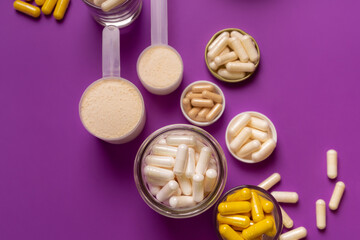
1, 0, 359, 239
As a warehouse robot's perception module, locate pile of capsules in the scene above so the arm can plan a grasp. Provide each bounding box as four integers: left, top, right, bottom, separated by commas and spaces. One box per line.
13, 0, 70, 20
207, 30, 259, 80
143, 134, 218, 208
182, 83, 224, 123
90, 0, 125, 12
217, 188, 278, 240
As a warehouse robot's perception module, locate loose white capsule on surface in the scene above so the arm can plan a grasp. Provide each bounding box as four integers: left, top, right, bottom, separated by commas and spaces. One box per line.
316, 199, 326, 230
169, 196, 196, 208
195, 147, 212, 175
156, 180, 179, 202
228, 37, 249, 63
236, 140, 261, 158
217, 68, 245, 80
152, 144, 177, 157
226, 61, 255, 73
279, 226, 307, 240
258, 173, 281, 190
329, 181, 345, 210
280, 206, 294, 229
327, 149, 338, 179
176, 174, 192, 196
248, 117, 269, 131
228, 114, 251, 138
144, 166, 175, 182
271, 191, 299, 203
193, 174, 205, 203
230, 127, 252, 152
230, 30, 244, 39
166, 135, 196, 147
208, 32, 229, 51
252, 139, 276, 162
145, 155, 175, 168
251, 128, 269, 142
185, 148, 196, 178
207, 36, 229, 60
204, 169, 217, 193
214, 51, 238, 66
148, 184, 161, 195
241, 35, 259, 63
101, 0, 126, 12
173, 144, 188, 175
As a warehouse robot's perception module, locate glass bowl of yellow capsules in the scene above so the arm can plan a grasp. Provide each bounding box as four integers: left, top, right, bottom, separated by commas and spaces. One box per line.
205, 28, 260, 83
214, 185, 282, 240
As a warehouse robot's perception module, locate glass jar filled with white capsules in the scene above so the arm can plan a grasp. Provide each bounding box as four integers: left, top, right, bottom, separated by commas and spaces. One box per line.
82, 0, 142, 28
134, 124, 227, 218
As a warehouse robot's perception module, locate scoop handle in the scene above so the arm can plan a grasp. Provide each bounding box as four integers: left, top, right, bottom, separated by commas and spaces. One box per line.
151, 0, 168, 45
102, 26, 120, 78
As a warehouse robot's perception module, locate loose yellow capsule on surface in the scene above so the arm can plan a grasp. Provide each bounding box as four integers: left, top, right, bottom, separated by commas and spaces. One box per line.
218, 201, 251, 215
250, 191, 265, 222
259, 196, 274, 213
217, 214, 251, 228
53, 0, 69, 20
227, 188, 251, 202
35, 0, 46, 6
219, 224, 244, 240
242, 218, 274, 240
42, 0, 57, 15
265, 214, 277, 237
13, 0, 41, 18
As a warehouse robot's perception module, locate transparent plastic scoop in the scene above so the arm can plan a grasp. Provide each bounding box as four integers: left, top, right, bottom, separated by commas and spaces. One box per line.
151, 0, 168, 46
102, 26, 121, 78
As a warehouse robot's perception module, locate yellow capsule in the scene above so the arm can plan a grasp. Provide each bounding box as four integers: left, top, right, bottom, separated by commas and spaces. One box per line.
259, 196, 274, 213
13, 0, 41, 18
232, 221, 254, 231
242, 218, 274, 240
218, 201, 251, 215
53, 0, 69, 20
42, 0, 57, 15
227, 188, 252, 201
217, 214, 250, 228
219, 224, 244, 240
251, 191, 265, 222
265, 214, 277, 237
35, 0, 46, 6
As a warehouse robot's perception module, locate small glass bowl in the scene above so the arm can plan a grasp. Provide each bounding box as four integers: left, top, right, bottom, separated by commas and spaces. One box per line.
205, 28, 260, 83
134, 124, 228, 218
214, 185, 283, 240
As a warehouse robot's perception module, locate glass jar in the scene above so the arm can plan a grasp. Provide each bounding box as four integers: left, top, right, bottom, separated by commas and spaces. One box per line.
134, 124, 228, 218
82, 0, 142, 28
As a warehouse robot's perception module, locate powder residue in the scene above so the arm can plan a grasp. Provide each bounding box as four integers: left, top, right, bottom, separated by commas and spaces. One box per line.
80, 79, 143, 139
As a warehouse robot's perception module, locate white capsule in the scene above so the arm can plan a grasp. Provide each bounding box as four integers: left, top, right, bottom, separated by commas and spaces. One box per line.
173, 144, 188, 175
175, 187, 182, 196
176, 174, 192, 196
217, 68, 245, 80
228, 114, 251, 138
185, 148, 196, 178
258, 173, 281, 191
208, 32, 229, 51
214, 51, 238, 66
193, 174, 205, 203
250, 128, 269, 142
230, 127, 252, 152
316, 199, 326, 230
280, 227, 307, 240
94, 0, 106, 6
169, 196, 196, 208
327, 149, 337, 179
145, 155, 175, 168
241, 35, 259, 63
209, 61, 220, 71
236, 140, 261, 158
148, 184, 161, 195
204, 169, 217, 193
195, 140, 206, 153
195, 152, 200, 165
228, 37, 249, 62
166, 135, 196, 147
156, 180, 179, 202
271, 191, 299, 203
226, 61, 255, 73
195, 147, 212, 175
230, 31, 244, 39
280, 206, 294, 229
329, 181, 345, 210
208, 158, 218, 171
144, 166, 175, 182
101, 0, 126, 12
146, 176, 168, 187
152, 144, 177, 157
248, 117, 269, 131
252, 139, 276, 162
157, 138, 167, 145
207, 36, 229, 60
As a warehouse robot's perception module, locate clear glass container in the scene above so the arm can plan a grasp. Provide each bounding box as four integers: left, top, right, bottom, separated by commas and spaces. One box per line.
214, 185, 283, 240
82, 0, 142, 28
134, 124, 228, 218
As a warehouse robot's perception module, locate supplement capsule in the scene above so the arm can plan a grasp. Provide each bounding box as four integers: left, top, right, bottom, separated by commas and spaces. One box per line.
217, 214, 250, 228
242, 218, 274, 240
157, 138, 167, 145
316, 199, 326, 230
195, 147, 212, 175
101, 0, 126, 12
226, 188, 251, 202
258, 173, 281, 191
329, 181, 345, 210
215, 51, 238, 66
280, 206, 294, 229
35, 0, 46, 6
53, 0, 69, 20
193, 174, 204, 202
202, 90, 223, 103
145, 155, 175, 168
207, 36, 229, 60
188, 107, 201, 119
176, 174, 192, 196
185, 148, 196, 178
41, 0, 57, 15
248, 117, 269, 131
228, 37, 249, 63
252, 139, 276, 162
169, 196, 196, 208
327, 149, 337, 179
236, 140, 261, 158
226, 61, 255, 73
192, 84, 215, 93
218, 201, 251, 215
228, 114, 251, 138
182, 98, 191, 113
260, 197, 274, 213
146, 176, 168, 187
186, 91, 203, 99
166, 135, 196, 147
191, 98, 214, 108
219, 224, 244, 240
209, 61, 219, 71
279, 226, 307, 240
208, 158, 217, 171
144, 165, 175, 182
206, 103, 223, 122
230, 127, 252, 152
208, 32, 229, 51
14, 0, 41, 18
251, 191, 265, 222
195, 115, 206, 122
204, 169, 217, 193
265, 214, 277, 237
195, 140, 206, 153
148, 184, 161, 195
271, 191, 299, 203
241, 35, 259, 63
217, 68, 245, 80
156, 180, 179, 202
198, 108, 211, 118
173, 144, 188, 175
231, 31, 244, 39
152, 144, 177, 157
94, 0, 106, 6
251, 128, 269, 142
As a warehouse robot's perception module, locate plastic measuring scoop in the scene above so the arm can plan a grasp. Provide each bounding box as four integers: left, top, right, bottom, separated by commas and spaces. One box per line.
79, 26, 146, 144
137, 0, 184, 95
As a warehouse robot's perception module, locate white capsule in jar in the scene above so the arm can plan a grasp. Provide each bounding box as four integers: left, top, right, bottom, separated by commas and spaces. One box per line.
152, 144, 178, 157
217, 68, 245, 80
209, 61, 220, 71
251, 139, 276, 162
236, 140, 261, 158
144, 165, 175, 182
195, 147, 212, 175
156, 180, 179, 202
226, 61, 255, 73
248, 117, 269, 131
228, 37, 249, 63
169, 196, 196, 208
271, 191, 299, 203
101, 0, 126, 12
316, 199, 326, 230
208, 31, 229, 51
204, 169, 217, 193
173, 144, 188, 175
241, 35, 259, 63
214, 51, 238, 66
166, 135, 196, 147
258, 173, 281, 191
157, 138, 167, 145
228, 113, 251, 138
327, 149, 337, 179
230, 31, 244, 39
279, 226, 307, 240
208, 158, 217, 171
193, 174, 205, 203
145, 155, 175, 168
207, 36, 229, 60
185, 148, 196, 178
176, 174, 192, 196
148, 184, 161, 195
230, 127, 252, 152
251, 128, 269, 142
